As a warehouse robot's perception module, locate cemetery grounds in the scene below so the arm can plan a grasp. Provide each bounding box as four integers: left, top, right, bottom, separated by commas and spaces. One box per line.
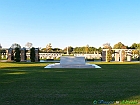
0, 62, 140, 105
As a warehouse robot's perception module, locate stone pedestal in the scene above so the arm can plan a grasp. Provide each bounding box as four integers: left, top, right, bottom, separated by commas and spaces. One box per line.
60, 56, 85, 65
127, 55, 131, 61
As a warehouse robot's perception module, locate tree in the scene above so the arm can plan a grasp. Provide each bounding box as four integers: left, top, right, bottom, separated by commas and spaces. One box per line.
98, 47, 102, 54
85, 44, 89, 54
73, 47, 79, 53
103, 43, 112, 49
30, 47, 35, 62
11, 43, 21, 49
126, 46, 132, 49
68, 46, 74, 54
63, 46, 74, 54
46, 43, 52, 52
14, 47, 21, 62
40, 48, 46, 53
131, 43, 137, 49
52, 48, 63, 53
25, 42, 33, 49
113, 42, 126, 49
11, 49, 14, 60
73, 46, 99, 54
132, 50, 139, 55
106, 49, 112, 62
88, 47, 96, 53
132, 50, 139, 60
137, 44, 140, 49
131, 43, 140, 49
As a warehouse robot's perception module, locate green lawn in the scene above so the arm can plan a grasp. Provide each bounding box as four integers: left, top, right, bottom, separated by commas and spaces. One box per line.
0, 62, 140, 105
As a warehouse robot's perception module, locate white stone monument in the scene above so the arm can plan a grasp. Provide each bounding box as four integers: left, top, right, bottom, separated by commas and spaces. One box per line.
44, 56, 101, 68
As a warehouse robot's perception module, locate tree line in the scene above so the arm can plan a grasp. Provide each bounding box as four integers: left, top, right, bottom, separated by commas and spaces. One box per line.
1, 42, 140, 62
1, 42, 140, 54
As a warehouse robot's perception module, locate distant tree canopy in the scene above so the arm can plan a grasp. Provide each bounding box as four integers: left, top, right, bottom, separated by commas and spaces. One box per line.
73, 46, 101, 54
39, 46, 102, 54
11, 43, 21, 49
52, 48, 62, 52
40, 48, 63, 53
131, 43, 140, 49
113, 42, 126, 49
6, 41, 140, 54
40, 48, 46, 53
98, 47, 102, 53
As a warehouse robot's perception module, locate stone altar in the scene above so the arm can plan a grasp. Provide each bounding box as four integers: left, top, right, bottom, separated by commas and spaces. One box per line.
44, 56, 101, 68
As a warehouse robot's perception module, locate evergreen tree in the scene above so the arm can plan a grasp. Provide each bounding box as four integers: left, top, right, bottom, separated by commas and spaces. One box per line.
0, 50, 1, 60
107, 49, 112, 62
15, 47, 21, 62
11, 43, 21, 49
11, 49, 14, 60
30, 47, 35, 62
113, 42, 126, 49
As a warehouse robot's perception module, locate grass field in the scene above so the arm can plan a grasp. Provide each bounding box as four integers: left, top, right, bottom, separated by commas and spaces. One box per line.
0, 62, 140, 105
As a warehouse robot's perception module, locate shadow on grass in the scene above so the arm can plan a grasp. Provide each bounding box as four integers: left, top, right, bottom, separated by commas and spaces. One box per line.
0, 63, 140, 105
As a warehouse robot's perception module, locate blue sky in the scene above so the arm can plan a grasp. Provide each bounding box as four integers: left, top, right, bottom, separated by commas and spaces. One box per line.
0, 0, 140, 49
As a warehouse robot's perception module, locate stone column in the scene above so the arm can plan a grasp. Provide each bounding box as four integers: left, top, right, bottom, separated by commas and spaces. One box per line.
7, 48, 13, 61
138, 50, 140, 61
102, 51, 106, 61
106, 50, 108, 62
67, 46, 69, 55
115, 50, 119, 61
21, 48, 26, 62
35, 48, 39, 62
1, 53, 3, 59
126, 50, 132, 62
5, 52, 7, 58
119, 50, 122, 62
